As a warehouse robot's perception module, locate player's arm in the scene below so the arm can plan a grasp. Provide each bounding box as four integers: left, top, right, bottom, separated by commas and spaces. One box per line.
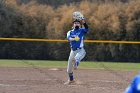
67, 31, 80, 41
67, 36, 80, 42
67, 31, 73, 41
68, 37, 75, 41
81, 20, 89, 33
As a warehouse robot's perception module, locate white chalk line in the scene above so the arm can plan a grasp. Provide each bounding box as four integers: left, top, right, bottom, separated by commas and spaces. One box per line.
0, 79, 126, 89
0, 83, 27, 87
0, 79, 125, 84
0, 78, 58, 81
0, 78, 59, 87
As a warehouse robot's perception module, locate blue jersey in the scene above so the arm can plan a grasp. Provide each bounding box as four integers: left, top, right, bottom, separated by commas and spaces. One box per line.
125, 75, 140, 93
67, 28, 88, 50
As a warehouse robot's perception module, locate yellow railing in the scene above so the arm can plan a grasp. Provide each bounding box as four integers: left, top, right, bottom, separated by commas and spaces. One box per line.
0, 38, 140, 44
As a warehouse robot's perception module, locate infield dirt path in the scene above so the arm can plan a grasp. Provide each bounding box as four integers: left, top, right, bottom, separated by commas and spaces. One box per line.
0, 67, 137, 93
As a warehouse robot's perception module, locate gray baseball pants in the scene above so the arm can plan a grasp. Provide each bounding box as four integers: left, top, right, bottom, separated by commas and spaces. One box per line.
67, 48, 86, 73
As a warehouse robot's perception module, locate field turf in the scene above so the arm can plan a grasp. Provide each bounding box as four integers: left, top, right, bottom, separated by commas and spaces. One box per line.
0, 59, 139, 71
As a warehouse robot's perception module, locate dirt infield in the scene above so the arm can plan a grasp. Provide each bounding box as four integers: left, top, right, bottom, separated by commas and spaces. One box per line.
0, 67, 138, 93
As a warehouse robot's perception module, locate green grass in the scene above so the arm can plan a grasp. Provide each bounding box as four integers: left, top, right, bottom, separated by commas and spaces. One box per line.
0, 59, 140, 71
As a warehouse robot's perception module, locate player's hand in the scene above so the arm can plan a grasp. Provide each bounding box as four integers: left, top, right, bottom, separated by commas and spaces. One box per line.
74, 36, 80, 41
81, 19, 86, 24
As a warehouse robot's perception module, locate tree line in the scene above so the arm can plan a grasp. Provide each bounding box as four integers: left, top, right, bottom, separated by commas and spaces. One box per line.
0, 0, 139, 62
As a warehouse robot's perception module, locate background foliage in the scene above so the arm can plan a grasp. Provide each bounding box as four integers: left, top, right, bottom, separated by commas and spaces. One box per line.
0, 0, 139, 62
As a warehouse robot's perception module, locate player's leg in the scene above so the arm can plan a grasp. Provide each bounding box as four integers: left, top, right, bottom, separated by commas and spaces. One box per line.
65, 50, 76, 84
74, 48, 86, 69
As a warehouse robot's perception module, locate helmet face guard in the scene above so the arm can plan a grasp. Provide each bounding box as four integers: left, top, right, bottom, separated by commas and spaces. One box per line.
73, 19, 81, 24
73, 19, 80, 23
72, 20, 82, 29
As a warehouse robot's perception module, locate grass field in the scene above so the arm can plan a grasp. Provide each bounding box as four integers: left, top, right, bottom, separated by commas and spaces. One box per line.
0, 59, 140, 71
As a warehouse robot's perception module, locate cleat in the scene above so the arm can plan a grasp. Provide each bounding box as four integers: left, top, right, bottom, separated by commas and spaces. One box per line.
64, 80, 76, 85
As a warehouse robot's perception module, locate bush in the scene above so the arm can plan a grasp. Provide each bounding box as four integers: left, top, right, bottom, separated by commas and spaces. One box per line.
0, 0, 139, 62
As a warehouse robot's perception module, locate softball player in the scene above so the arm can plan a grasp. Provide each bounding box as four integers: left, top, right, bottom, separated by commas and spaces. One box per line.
64, 19, 89, 84
124, 73, 140, 93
